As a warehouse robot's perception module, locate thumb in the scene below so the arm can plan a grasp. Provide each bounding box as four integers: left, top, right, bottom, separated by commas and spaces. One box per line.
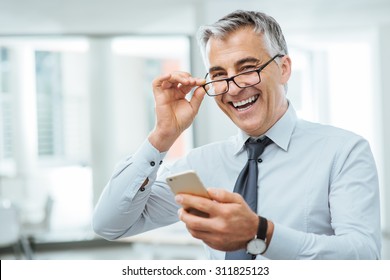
189, 86, 206, 113
207, 188, 243, 204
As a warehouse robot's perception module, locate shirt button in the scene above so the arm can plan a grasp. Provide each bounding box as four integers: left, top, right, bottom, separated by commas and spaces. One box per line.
150, 161, 155, 166
258, 158, 263, 163
159, 160, 163, 165
140, 187, 146, 192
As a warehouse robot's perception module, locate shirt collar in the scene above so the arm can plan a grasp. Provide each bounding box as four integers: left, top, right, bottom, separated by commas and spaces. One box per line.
233, 102, 297, 156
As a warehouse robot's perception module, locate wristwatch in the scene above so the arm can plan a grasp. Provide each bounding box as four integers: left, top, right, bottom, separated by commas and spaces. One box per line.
246, 216, 268, 256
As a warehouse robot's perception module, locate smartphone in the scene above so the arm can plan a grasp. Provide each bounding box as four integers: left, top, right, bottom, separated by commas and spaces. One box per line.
166, 170, 210, 198
166, 170, 210, 217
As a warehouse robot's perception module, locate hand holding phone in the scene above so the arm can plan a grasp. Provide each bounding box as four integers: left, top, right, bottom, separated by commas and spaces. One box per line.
166, 170, 210, 217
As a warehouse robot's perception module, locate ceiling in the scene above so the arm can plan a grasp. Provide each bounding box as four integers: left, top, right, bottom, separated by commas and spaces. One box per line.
1, 0, 390, 35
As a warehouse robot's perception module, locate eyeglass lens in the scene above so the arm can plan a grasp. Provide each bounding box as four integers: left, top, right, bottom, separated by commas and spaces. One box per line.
204, 54, 283, 96
205, 71, 260, 96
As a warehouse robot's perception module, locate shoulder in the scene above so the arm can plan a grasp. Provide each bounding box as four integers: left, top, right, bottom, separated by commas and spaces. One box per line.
293, 119, 376, 180
292, 119, 374, 164
295, 119, 365, 144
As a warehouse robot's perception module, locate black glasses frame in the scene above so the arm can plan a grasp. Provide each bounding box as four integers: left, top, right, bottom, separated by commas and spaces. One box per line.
202, 54, 284, 96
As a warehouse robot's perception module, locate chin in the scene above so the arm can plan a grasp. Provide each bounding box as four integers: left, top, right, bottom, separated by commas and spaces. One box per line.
237, 124, 262, 136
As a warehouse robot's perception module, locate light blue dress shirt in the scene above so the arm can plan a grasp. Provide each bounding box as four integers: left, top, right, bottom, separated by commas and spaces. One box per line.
93, 104, 381, 259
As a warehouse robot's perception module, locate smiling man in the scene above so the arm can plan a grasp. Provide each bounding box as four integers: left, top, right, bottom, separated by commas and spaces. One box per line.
92, 10, 381, 259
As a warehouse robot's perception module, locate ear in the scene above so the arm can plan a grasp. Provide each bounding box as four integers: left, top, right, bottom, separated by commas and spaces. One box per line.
280, 55, 292, 84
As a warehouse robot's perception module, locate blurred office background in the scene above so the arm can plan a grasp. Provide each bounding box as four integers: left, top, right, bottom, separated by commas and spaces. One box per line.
0, 0, 389, 259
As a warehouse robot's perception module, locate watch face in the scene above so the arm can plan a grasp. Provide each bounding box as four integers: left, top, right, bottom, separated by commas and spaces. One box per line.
247, 239, 267, 255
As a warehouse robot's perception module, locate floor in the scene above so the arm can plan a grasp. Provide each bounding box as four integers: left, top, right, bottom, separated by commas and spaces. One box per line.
0, 223, 207, 260
0, 240, 206, 260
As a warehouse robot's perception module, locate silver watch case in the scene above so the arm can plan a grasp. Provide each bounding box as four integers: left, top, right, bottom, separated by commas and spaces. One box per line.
247, 237, 267, 255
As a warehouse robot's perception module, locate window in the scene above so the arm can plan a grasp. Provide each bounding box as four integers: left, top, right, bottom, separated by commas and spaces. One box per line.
0, 37, 91, 231
0, 47, 13, 168
111, 36, 192, 162
0, 36, 192, 239
35, 51, 63, 157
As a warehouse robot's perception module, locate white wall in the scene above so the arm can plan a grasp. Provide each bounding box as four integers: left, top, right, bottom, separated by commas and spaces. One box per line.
378, 24, 390, 259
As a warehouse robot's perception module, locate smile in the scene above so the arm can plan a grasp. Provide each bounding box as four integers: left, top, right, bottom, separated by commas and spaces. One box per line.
231, 95, 259, 111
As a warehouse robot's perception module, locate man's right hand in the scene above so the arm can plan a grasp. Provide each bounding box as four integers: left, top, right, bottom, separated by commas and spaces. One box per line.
148, 72, 206, 152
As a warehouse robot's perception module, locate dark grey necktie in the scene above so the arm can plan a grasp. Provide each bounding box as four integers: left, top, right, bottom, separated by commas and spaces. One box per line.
225, 136, 272, 260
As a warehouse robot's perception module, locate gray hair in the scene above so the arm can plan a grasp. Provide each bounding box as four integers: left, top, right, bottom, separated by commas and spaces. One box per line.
197, 10, 288, 61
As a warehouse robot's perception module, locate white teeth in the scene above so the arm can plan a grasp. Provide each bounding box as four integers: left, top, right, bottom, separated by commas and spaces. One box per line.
233, 96, 257, 108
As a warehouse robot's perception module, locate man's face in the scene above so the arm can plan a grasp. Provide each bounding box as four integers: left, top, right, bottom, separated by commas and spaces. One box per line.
205, 27, 291, 137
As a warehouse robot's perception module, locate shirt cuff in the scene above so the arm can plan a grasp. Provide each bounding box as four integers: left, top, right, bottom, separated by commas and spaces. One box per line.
110, 139, 167, 196
125, 139, 166, 182
263, 222, 305, 260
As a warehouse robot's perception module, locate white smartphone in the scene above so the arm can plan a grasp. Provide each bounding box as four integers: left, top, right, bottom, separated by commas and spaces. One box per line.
166, 170, 210, 199
166, 170, 210, 217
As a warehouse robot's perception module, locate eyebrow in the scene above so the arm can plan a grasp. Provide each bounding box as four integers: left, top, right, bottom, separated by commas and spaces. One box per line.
208, 56, 261, 73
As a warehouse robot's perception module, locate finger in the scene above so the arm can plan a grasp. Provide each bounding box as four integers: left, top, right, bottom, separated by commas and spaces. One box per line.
189, 85, 206, 112
207, 188, 244, 204
165, 72, 196, 88
166, 73, 203, 87
153, 72, 190, 91
186, 228, 214, 242
152, 73, 172, 88
176, 78, 206, 94
180, 208, 250, 252
178, 207, 211, 232
186, 229, 232, 251
176, 194, 216, 216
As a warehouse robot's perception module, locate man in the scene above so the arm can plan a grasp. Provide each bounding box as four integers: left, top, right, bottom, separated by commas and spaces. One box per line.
92, 10, 381, 259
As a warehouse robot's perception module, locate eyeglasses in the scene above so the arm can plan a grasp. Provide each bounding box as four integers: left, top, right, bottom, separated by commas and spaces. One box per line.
202, 54, 284, 96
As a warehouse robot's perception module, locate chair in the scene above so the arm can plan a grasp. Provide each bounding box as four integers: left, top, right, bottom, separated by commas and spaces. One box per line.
0, 200, 21, 257
0, 199, 33, 259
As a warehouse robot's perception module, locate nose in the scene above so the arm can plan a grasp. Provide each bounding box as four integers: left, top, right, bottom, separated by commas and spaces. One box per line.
226, 79, 241, 96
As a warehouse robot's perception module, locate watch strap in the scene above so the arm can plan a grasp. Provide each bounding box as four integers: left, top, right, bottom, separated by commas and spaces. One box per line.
257, 216, 268, 241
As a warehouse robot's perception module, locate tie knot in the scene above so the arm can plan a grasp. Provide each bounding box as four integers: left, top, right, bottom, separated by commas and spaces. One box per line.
245, 137, 272, 160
